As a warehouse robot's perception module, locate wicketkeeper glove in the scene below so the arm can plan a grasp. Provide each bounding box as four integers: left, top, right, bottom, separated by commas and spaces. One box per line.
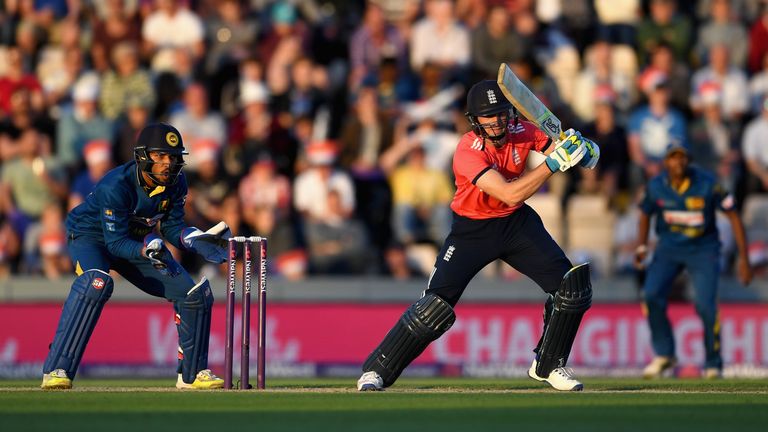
181, 221, 231, 264
143, 233, 182, 277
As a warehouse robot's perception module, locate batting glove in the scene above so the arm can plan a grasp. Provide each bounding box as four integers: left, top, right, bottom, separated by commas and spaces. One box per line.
545, 130, 587, 173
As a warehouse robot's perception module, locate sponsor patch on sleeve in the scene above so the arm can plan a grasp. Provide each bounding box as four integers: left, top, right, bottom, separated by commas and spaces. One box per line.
105, 222, 116, 232
104, 209, 115, 220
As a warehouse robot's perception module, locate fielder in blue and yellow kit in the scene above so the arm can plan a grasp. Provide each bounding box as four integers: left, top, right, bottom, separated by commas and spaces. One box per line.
635, 143, 752, 379
41, 123, 232, 390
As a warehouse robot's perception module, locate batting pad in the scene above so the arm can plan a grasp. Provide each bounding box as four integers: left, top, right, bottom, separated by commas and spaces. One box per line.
363, 294, 456, 387
535, 263, 592, 377
176, 277, 214, 384
43, 270, 114, 379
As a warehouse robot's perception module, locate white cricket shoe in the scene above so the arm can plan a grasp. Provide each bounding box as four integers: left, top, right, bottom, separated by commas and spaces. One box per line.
528, 360, 583, 391
642, 356, 677, 379
357, 371, 384, 391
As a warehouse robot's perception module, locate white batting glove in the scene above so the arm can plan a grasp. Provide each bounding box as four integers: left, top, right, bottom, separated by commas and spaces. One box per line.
545, 131, 587, 173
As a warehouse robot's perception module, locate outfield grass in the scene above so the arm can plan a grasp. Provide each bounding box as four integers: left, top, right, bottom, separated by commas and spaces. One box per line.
2, 378, 767, 432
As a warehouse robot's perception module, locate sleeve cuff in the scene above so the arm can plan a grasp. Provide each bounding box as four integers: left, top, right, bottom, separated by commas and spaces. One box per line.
472, 166, 492, 185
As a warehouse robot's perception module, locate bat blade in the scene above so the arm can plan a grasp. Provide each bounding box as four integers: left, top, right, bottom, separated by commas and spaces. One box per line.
497, 63, 564, 141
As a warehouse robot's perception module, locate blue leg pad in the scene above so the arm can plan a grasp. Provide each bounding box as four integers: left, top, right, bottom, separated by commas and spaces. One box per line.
175, 277, 214, 384
43, 270, 114, 379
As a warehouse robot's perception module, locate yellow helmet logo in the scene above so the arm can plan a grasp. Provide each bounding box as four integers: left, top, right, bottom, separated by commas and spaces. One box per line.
166, 132, 179, 146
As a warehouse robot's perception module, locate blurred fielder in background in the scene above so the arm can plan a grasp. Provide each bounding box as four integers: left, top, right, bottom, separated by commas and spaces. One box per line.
41, 123, 231, 390
357, 80, 600, 392
635, 143, 752, 379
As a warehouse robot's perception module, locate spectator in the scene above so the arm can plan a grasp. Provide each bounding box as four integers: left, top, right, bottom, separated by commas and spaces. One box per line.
0, 213, 21, 278
259, 1, 309, 69
142, 0, 205, 62
113, 94, 152, 165
238, 152, 303, 279
204, 0, 258, 77
642, 41, 690, 112
688, 82, 742, 193
349, 2, 407, 89
690, 44, 749, 122
91, 0, 142, 73
0, 128, 67, 272
741, 97, 768, 193
470, 4, 525, 81
747, 3, 768, 74
99, 41, 155, 120
68, 140, 113, 210
580, 100, 630, 200
381, 117, 460, 175
572, 39, 636, 123
410, 0, 470, 75
56, 74, 113, 169
636, 0, 693, 65
169, 82, 226, 171
37, 203, 69, 279
628, 71, 687, 183
389, 145, 453, 247
749, 52, 768, 115
694, 0, 748, 68
293, 141, 366, 273
0, 47, 44, 117
220, 56, 264, 118
595, 0, 639, 46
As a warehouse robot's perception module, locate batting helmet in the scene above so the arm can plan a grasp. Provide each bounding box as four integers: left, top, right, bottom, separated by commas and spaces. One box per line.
134, 123, 188, 186
465, 80, 514, 141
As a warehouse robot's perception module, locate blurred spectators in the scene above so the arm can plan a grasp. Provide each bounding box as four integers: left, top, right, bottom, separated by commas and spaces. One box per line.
742, 98, 768, 193
0, 46, 44, 117
695, 0, 748, 67
572, 39, 636, 123
748, 3, 768, 73
204, 0, 259, 77
749, 52, 768, 115
636, 0, 693, 66
68, 139, 113, 210
410, 0, 470, 77
642, 41, 690, 112
628, 71, 687, 183
113, 94, 152, 165
389, 145, 452, 247
580, 101, 630, 201
470, 4, 524, 81
690, 44, 749, 121
169, 82, 226, 171
91, 0, 142, 73
56, 74, 113, 169
594, 0, 639, 45
99, 41, 155, 120
142, 0, 205, 64
349, 2, 407, 89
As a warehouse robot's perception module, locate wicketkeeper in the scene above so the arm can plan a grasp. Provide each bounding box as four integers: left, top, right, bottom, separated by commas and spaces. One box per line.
357, 80, 600, 391
41, 123, 231, 390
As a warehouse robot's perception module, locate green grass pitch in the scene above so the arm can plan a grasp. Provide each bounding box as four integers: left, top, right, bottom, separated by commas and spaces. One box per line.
2, 378, 768, 431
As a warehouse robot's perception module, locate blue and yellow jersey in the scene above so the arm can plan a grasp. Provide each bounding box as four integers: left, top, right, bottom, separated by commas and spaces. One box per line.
65, 161, 189, 260
639, 166, 734, 249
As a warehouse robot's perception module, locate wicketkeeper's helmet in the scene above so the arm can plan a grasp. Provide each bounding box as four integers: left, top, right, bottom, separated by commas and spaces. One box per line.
134, 123, 188, 186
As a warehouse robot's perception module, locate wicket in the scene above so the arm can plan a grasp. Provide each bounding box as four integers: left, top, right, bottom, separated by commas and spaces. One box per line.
224, 236, 267, 390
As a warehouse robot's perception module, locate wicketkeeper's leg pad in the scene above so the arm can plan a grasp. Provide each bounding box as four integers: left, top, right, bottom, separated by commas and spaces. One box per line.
363, 294, 456, 388
43, 270, 114, 379
535, 263, 592, 377
175, 277, 214, 384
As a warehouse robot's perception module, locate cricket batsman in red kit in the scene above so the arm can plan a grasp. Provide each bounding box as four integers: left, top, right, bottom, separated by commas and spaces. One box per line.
357, 80, 600, 391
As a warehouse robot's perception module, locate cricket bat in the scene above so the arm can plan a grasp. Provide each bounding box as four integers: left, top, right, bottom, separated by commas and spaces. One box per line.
497, 63, 565, 141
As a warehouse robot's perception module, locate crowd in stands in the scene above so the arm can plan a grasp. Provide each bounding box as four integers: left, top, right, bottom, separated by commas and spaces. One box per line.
2, 0, 768, 281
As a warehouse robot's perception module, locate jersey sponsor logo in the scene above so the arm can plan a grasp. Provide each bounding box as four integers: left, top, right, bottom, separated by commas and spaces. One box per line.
662, 210, 705, 227
91, 278, 105, 290
443, 245, 456, 262
470, 138, 483, 151
105, 222, 116, 232
487, 89, 497, 104
103, 209, 115, 220
166, 132, 179, 146
685, 196, 705, 210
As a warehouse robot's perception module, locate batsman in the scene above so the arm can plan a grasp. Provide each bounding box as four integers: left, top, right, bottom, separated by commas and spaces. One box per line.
358, 80, 600, 391
41, 123, 232, 390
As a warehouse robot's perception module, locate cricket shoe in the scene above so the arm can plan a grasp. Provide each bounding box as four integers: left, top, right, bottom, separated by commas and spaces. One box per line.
176, 369, 225, 389
528, 360, 584, 391
357, 371, 384, 391
642, 356, 677, 379
41, 369, 72, 390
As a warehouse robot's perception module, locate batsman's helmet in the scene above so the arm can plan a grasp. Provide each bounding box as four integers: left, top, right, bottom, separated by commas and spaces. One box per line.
134, 123, 188, 186
465, 80, 514, 141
